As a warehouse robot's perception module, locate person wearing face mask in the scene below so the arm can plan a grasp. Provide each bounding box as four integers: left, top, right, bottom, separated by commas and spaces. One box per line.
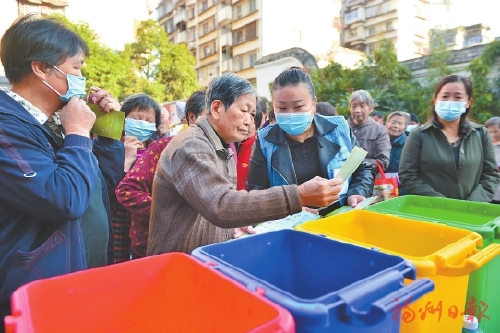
115, 90, 207, 259
399, 75, 500, 201
110, 93, 162, 263
247, 67, 374, 215
0, 15, 122, 327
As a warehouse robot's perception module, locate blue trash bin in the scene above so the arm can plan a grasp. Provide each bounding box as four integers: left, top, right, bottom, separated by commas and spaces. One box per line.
192, 230, 434, 333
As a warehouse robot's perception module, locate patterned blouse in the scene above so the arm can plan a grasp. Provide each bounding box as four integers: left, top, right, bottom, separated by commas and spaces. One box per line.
115, 136, 172, 257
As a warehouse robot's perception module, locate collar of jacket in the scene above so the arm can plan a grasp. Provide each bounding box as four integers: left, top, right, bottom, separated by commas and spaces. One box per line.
391, 132, 407, 147
263, 113, 339, 144
0, 90, 43, 126
261, 114, 342, 185
0, 90, 59, 145
196, 116, 234, 161
421, 120, 483, 139
348, 115, 376, 129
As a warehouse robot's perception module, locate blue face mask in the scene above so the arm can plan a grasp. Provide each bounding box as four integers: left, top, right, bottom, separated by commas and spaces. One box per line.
124, 118, 157, 142
434, 100, 467, 121
275, 110, 313, 136
42, 65, 87, 103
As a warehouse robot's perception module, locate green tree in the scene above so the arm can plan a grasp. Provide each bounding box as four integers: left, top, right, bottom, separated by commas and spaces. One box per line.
469, 40, 500, 122
125, 20, 198, 102
312, 39, 424, 118
50, 14, 129, 100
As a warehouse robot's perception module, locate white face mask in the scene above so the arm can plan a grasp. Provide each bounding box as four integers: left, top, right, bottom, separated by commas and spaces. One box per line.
406, 124, 418, 132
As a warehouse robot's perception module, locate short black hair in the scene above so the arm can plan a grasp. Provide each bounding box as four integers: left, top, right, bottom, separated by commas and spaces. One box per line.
1, 14, 89, 84
185, 90, 206, 124
121, 93, 161, 128
410, 113, 420, 123
372, 111, 384, 119
316, 102, 337, 116
255, 99, 268, 129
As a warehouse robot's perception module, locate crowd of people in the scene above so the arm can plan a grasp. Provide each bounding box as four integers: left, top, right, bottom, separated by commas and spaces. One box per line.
1, 14, 500, 329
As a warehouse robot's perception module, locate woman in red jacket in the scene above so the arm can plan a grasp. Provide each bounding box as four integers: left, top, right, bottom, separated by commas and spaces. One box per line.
236, 99, 267, 190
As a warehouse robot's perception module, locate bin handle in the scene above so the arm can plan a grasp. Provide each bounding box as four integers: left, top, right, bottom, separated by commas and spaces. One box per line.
488, 218, 500, 235
436, 243, 500, 276
331, 278, 434, 326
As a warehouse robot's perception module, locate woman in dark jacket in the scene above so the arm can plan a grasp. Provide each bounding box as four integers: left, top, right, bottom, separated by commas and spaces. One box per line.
247, 67, 374, 215
385, 111, 410, 173
399, 75, 499, 201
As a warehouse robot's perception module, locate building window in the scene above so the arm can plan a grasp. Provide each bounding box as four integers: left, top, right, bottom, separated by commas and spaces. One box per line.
201, 0, 208, 12
235, 30, 243, 44
445, 35, 455, 44
369, 27, 376, 36
245, 22, 257, 40
349, 28, 358, 38
386, 21, 393, 31
249, 0, 256, 12
236, 5, 242, 18
465, 35, 483, 46
249, 53, 257, 67
236, 57, 243, 71
345, 9, 358, 23
204, 45, 212, 57
203, 23, 209, 35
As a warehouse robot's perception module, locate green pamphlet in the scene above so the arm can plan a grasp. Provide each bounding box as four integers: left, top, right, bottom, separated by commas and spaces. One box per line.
88, 103, 125, 140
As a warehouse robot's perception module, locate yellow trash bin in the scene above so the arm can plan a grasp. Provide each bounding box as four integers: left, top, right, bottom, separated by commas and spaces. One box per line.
295, 210, 500, 333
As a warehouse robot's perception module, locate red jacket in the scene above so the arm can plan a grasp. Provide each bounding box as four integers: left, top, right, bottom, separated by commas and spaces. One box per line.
236, 134, 256, 190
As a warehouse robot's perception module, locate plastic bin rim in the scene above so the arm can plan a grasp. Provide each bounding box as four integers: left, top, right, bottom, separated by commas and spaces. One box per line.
365, 208, 500, 239
192, 246, 416, 306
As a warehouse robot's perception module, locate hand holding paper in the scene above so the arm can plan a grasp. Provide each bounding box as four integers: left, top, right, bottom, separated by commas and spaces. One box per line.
87, 103, 125, 140
336, 146, 368, 182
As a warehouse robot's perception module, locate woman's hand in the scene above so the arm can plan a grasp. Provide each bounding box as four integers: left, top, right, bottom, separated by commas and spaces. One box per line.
233, 226, 256, 239
87, 86, 121, 113
124, 136, 144, 172
347, 195, 366, 208
302, 206, 319, 214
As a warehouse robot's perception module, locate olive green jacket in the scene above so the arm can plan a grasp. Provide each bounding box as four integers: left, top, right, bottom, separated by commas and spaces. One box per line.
399, 121, 500, 202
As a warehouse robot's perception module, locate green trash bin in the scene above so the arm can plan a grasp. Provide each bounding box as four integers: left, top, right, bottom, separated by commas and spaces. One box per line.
367, 195, 500, 332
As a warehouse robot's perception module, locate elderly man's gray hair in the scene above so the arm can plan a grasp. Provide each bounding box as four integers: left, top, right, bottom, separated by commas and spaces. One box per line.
205, 72, 257, 113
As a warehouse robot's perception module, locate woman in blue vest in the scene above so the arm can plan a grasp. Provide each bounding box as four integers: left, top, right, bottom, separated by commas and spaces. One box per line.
247, 67, 374, 215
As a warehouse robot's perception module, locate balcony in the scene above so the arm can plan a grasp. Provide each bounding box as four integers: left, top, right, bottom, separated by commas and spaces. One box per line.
220, 33, 232, 47
345, 0, 366, 9
217, 5, 232, 24
174, 9, 187, 26
344, 7, 365, 26
186, 0, 196, 5
200, 46, 217, 59
199, 25, 216, 38
347, 32, 366, 43
175, 31, 187, 44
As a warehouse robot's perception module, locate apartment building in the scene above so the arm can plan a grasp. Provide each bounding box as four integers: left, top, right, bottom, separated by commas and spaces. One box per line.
340, 0, 430, 61
429, 23, 494, 51
157, 0, 341, 87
